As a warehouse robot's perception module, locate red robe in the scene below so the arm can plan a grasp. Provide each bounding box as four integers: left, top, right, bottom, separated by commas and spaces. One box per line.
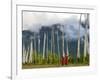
61, 56, 65, 65
65, 55, 68, 65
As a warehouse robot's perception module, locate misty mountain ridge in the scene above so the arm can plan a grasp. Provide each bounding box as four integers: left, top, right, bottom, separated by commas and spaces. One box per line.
23, 17, 88, 40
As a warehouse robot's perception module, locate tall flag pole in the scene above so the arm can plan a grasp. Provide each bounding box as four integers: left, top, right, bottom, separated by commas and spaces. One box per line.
43, 33, 46, 59
77, 14, 82, 61
34, 33, 36, 64
38, 34, 40, 54
66, 26, 69, 57
84, 13, 89, 61
51, 28, 53, 63
38, 34, 40, 64
25, 45, 29, 63
66, 38, 69, 57
51, 26, 55, 63
22, 43, 26, 64
61, 25, 65, 65
36, 33, 40, 63
29, 37, 33, 63
52, 27, 55, 62
46, 32, 48, 62
86, 14, 89, 55
56, 25, 60, 65
51, 29, 52, 54
62, 25, 65, 58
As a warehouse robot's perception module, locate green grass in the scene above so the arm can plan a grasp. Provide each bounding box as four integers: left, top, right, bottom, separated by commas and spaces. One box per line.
22, 52, 89, 69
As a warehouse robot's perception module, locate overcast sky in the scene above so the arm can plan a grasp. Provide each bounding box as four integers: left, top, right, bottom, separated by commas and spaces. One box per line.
23, 11, 85, 31
22, 11, 87, 39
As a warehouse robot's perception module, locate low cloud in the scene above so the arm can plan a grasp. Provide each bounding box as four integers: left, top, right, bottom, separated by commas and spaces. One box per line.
23, 12, 88, 39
